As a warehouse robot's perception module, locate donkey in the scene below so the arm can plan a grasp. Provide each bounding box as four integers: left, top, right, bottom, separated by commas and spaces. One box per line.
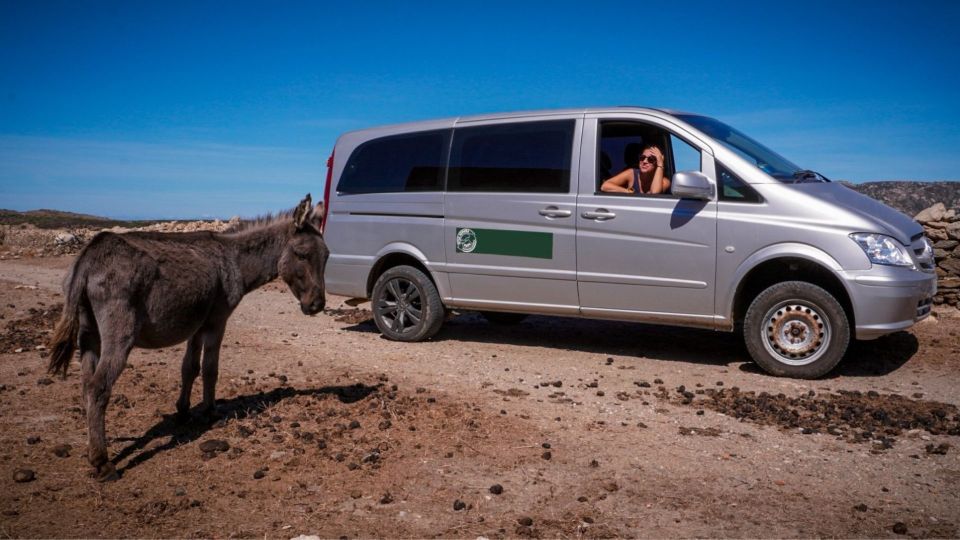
48, 194, 328, 481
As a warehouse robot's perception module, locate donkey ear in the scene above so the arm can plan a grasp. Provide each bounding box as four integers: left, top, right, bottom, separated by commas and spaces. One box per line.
311, 201, 325, 229
292, 193, 312, 230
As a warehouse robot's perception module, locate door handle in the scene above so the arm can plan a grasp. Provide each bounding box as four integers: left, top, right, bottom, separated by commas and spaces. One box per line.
581, 209, 616, 221
538, 206, 572, 218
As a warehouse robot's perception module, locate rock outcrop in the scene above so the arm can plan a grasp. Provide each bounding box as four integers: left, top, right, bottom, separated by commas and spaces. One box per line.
915, 203, 960, 307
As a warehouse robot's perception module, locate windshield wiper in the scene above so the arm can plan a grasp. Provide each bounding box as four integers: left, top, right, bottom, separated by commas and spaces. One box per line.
792, 169, 830, 183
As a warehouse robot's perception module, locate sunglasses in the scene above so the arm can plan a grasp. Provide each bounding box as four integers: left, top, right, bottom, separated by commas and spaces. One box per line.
639, 155, 658, 165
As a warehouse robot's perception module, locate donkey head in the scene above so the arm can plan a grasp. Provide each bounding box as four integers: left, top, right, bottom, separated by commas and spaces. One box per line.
279, 194, 329, 315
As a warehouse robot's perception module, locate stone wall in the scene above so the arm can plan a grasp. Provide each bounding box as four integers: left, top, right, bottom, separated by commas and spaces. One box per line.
915, 203, 960, 307
0, 217, 238, 259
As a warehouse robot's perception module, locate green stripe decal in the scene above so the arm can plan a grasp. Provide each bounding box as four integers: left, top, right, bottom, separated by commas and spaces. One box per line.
456, 228, 553, 259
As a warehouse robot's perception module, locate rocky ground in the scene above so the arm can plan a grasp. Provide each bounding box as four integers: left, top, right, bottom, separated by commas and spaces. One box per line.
1, 254, 959, 538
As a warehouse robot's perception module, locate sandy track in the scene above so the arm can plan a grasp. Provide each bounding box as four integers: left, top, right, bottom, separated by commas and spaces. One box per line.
1, 255, 959, 538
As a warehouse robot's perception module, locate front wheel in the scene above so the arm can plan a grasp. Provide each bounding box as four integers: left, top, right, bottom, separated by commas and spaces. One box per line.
743, 281, 849, 379
371, 265, 445, 342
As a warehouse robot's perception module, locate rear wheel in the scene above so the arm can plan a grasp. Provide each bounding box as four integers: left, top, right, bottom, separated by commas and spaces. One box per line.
480, 311, 528, 325
743, 281, 849, 378
371, 265, 444, 342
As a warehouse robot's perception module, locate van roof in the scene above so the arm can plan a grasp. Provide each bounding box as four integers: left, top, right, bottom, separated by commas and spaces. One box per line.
337, 107, 699, 138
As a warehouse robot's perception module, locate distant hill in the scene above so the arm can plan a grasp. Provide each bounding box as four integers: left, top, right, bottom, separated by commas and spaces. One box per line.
0, 209, 163, 230
843, 181, 960, 217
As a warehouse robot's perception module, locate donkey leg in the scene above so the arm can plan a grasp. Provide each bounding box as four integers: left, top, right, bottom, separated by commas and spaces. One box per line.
174, 333, 203, 422
198, 318, 229, 418
78, 307, 101, 411
85, 312, 135, 482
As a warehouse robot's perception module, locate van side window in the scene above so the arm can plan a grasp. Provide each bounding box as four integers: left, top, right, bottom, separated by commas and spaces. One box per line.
448, 120, 574, 193
717, 162, 762, 203
338, 130, 449, 194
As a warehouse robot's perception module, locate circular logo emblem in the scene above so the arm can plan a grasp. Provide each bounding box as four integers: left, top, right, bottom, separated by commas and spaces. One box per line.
457, 228, 477, 253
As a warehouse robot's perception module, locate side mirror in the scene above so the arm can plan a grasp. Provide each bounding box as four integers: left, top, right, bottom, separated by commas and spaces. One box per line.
671, 171, 714, 200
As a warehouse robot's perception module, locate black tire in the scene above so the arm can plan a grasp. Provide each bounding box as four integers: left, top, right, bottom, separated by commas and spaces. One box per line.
371, 265, 445, 342
480, 311, 528, 325
743, 281, 849, 379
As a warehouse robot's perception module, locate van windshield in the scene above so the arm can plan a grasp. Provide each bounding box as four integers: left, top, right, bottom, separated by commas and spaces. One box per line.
676, 114, 815, 182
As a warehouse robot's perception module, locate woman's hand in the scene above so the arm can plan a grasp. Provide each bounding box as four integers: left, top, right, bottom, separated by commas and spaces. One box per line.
649, 147, 665, 168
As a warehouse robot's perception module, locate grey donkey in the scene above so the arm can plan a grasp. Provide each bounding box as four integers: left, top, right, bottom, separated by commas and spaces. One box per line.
47, 194, 329, 481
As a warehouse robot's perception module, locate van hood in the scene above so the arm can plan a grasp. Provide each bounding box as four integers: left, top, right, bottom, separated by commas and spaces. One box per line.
784, 183, 922, 245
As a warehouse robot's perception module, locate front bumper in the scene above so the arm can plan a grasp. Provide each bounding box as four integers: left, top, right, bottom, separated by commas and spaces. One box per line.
843, 266, 937, 340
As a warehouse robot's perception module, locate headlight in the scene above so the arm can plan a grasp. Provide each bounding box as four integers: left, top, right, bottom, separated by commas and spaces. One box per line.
850, 233, 914, 267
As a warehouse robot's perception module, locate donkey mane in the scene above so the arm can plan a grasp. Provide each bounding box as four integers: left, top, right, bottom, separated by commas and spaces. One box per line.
224, 209, 296, 235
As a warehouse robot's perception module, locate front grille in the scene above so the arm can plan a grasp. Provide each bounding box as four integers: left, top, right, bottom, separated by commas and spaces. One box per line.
912, 237, 935, 273
917, 296, 933, 318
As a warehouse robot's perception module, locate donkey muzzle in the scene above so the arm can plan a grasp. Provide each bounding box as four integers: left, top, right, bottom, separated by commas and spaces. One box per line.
301, 297, 325, 315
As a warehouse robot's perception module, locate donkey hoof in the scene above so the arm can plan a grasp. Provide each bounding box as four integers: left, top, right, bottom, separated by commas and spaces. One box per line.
95, 462, 120, 482
197, 408, 223, 424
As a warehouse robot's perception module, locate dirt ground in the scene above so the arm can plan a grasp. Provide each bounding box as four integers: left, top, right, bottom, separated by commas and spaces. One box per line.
1, 255, 959, 539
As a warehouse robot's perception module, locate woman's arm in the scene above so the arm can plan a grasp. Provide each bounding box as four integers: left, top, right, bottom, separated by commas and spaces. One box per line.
600, 169, 634, 193
649, 149, 670, 194
650, 167, 671, 194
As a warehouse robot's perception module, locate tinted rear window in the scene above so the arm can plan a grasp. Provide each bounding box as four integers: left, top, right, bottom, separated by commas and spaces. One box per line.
448, 120, 574, 193
338, 130, 449, 194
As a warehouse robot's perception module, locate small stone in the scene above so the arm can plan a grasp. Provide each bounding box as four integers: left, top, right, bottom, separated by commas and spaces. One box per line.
541, 451, 552, 461
174, 487, 186, 497
52, 444, 71, 458
348, 420, 361, 429
453, 499, 466, 511
199, 439, 230, 453
380, 492, 393, 504
489, 484, 503, 495
13, 469, 35, 483
925, 443, 950, 455
26, 436, 41, 445
892, 522, 908, 534
541, 442, 551, 449
517, 517, 534, 527
603, 482, 619, 492
854, 503, 868, 512
253, 469, 266, 479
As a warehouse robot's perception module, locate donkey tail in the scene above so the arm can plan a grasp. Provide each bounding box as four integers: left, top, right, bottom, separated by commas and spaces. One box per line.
48, 265, 84, 378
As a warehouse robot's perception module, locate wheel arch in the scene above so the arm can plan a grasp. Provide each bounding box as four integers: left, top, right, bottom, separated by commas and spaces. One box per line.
728, 245, 855, 331
366, 244, 435, 298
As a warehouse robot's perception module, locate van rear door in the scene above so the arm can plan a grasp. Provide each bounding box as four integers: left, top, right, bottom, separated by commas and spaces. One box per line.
442, 117, 582, 315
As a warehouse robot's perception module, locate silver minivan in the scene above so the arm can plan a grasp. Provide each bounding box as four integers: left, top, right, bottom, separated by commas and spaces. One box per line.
319, 107, 936, 378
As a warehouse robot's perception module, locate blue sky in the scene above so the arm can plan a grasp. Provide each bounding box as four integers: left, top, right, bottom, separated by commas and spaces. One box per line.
1, 0, 958, 219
